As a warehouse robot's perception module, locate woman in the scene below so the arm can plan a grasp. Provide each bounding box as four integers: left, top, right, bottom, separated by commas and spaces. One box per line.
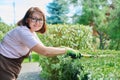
0, 7, 79, 80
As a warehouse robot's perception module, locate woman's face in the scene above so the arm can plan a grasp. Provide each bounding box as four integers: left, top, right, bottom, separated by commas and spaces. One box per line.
28, 12, 44, 32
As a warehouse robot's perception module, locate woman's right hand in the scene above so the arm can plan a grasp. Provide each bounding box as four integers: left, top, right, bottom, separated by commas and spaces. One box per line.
65, 47, 81, 59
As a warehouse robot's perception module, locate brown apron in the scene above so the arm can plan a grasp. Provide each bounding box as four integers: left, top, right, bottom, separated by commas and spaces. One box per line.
0, 51, 30, 80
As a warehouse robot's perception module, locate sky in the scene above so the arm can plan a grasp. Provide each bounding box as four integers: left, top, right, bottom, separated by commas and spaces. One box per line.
0, 0, 52, 25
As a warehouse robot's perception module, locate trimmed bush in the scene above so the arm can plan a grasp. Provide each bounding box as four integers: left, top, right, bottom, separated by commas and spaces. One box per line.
38, 24, 93, 80
38, 24, 93, 50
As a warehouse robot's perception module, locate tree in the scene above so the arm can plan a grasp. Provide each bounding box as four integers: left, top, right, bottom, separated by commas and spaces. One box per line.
46, 0, 68, 24
52, 0, 118, 50
68, 0, 109, 49
107, 0, 120, 50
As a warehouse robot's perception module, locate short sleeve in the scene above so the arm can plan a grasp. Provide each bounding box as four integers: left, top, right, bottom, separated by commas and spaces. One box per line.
17, 27, 39, 49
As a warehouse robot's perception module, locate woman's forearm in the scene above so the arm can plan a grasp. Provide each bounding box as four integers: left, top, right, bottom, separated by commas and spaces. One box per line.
31, 44, 66, 57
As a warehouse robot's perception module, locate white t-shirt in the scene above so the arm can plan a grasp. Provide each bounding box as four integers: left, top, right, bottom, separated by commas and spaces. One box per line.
0, 26, 40, 58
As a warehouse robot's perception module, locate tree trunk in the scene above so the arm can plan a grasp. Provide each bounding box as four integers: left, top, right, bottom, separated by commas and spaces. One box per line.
98, 31, 104, 49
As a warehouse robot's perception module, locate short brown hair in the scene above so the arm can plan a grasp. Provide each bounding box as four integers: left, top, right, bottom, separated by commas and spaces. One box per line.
17, 7, 47, 34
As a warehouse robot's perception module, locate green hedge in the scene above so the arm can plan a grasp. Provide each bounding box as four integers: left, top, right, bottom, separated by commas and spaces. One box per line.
0, 22, 14, 41
39, 55, 87, 80
38, 24, 120, 79
79, 50, 120, 79
39, 49, 120, 80
38, 24, 93, 50
38, 24, 93, 80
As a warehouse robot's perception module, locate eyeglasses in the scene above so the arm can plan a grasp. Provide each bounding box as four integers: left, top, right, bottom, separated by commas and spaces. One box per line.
29, 17, 44, 23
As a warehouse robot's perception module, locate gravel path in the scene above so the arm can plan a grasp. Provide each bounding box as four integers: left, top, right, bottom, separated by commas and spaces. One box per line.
17, 62, 43, 80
